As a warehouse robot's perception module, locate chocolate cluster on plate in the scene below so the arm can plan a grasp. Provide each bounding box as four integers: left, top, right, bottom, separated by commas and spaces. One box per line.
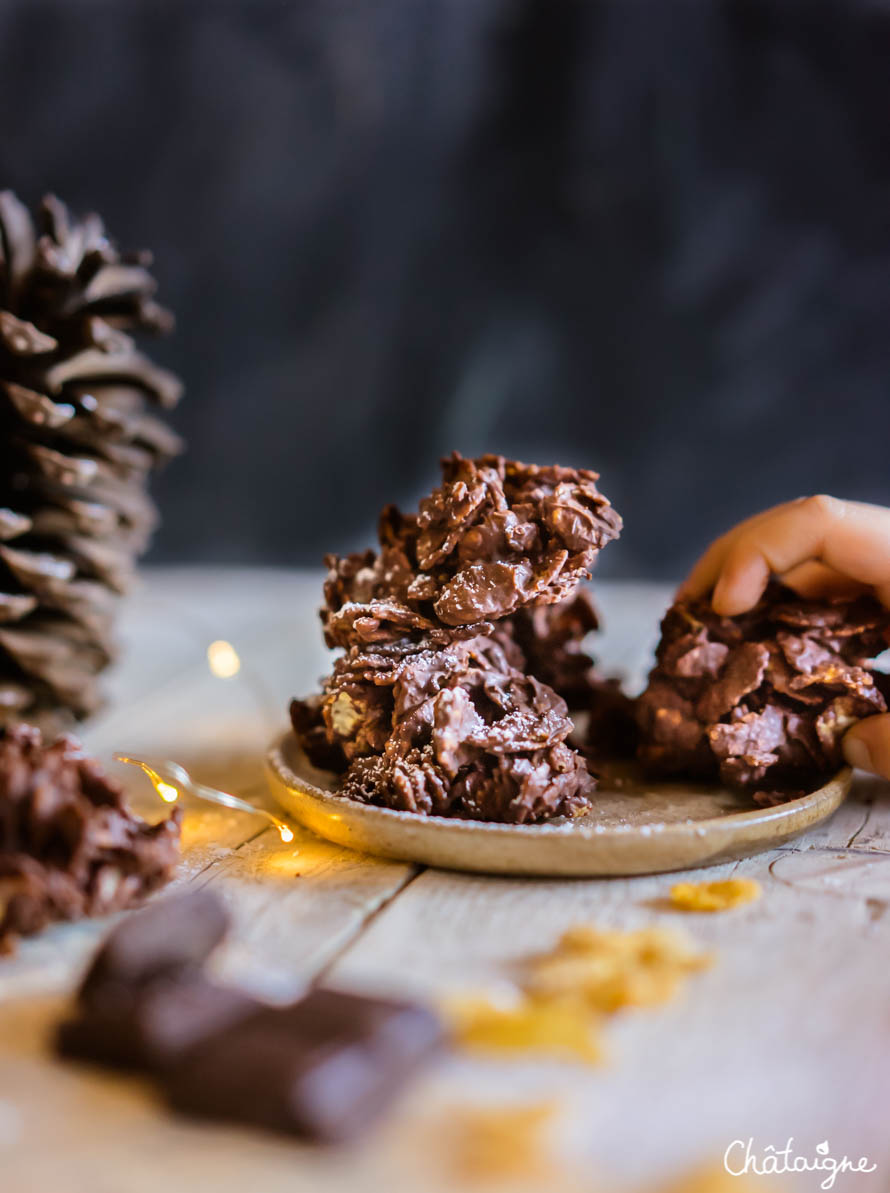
636, 583, 890, 802
292, 453, 622, 823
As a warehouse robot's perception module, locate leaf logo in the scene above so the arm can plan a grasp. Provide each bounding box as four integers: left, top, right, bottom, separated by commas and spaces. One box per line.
816, 1141, 830, 1155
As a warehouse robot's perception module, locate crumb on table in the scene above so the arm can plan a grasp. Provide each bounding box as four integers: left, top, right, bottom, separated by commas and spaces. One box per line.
669, 878, 762, 913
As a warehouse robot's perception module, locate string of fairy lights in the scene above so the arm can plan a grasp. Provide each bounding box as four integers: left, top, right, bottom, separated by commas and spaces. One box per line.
112, 597, 296, 843
116, 752, 294, 843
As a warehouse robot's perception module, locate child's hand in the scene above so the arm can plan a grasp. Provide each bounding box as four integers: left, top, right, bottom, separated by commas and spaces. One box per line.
677, 495, 890, 780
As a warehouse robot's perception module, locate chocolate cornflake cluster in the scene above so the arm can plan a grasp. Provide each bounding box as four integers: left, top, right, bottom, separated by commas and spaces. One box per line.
494, 592, 638, 759
498, 590, 601, 706
636, 584, 890, 802
292, 453, 621, 823
0, 724, 181, 950
321, 454, 620, 649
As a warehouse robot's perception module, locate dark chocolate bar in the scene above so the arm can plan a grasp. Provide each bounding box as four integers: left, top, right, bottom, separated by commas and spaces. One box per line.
163, 988, 445, 1142
59, 890, 252, 1071
56, 894, 445, 1142
58, 973, 259, 1071
78, 889, 229, 1007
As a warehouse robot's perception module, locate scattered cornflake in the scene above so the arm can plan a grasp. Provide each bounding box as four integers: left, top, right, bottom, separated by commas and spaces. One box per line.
669, 878, 762, 913
448, 993, 603, 1064
447, 924, 711, 1063
523, 925, 712, 1014
450, 1100, 561, 1183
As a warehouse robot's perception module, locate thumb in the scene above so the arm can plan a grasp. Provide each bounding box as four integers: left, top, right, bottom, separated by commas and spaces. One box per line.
843, 714, 890, 779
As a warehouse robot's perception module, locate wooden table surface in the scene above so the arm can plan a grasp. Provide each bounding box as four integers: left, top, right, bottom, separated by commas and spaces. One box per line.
2, 569, 888, 1193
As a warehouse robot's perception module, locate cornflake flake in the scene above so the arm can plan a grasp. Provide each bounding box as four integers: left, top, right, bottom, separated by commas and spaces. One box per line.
447, 923, 711, 1064
670, 877, 762, 913
447, 1100, 561, 1183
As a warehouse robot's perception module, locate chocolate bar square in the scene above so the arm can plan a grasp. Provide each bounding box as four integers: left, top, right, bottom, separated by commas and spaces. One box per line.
162, 987, 445, 1142
78, 889, 229, 1007
58, 973, 259, 1071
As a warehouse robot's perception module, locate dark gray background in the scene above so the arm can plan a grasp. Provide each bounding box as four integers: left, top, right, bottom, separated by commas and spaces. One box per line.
3, 0, 889, 577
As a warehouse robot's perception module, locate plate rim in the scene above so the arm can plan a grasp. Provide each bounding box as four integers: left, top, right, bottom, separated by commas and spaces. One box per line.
266, 729, 851, 843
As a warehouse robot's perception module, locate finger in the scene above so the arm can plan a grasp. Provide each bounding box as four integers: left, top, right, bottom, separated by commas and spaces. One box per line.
843, 714, 890, 779
779, 561, 871, 602
712, 496, 890, 615
677, 502, 799, 601
677, 529, 737, 601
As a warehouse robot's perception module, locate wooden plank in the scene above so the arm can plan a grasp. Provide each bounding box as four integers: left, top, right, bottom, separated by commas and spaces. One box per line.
3, 572, 890, 1192
322, 775, 890, 1187
197, 827, 418, 1001
7, 825, 885, 1192
0, 986, 470, 1193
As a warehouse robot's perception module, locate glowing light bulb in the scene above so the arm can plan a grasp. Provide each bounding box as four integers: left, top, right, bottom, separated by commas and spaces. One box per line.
116, 754, 297, 847
155, 781, 180, 803
207, 639, 241, 678
116, 756, 180, 805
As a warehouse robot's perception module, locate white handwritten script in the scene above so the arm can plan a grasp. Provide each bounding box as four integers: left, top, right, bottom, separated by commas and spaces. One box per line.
724, 1138, 877, 1190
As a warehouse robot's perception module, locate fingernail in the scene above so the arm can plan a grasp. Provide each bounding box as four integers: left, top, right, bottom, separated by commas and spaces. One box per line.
843, 736, 873, 773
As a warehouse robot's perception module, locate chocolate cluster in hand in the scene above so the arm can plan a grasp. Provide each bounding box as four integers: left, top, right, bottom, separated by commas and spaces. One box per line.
0, 724, 181, 950
321, 453, 620, 649
636, 584, 890, 801
293, 454, 622, 823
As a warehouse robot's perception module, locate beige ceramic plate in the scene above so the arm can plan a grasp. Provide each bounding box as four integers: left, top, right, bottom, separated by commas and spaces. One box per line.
266, 731, 851, 877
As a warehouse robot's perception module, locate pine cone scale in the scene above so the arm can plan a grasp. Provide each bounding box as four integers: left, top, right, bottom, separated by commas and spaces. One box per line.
0, 311, 57, 355
4, 380, 74, 427
0, 192, 182, 731
0, 190, 37, 297
0, 594, 37, 622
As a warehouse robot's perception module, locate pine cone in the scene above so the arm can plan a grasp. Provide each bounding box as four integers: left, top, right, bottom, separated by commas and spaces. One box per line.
0, 192, 183, 731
